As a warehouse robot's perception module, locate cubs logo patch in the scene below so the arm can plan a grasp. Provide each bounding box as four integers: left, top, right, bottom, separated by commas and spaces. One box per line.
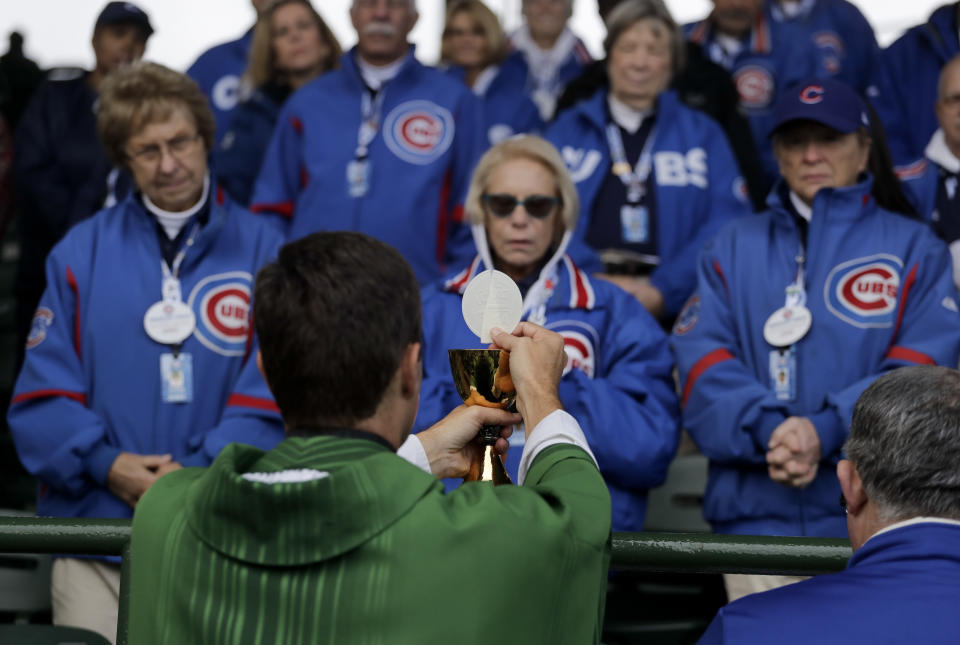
560, 331, 595, 378
733, 176, 749, 203
824, 255, 902, 328
187, 272, 253, 356
734, 65, 775, 109
26, 307, 54, 349
383, 100, 455, 165
673, 295, 700, 335
799, 84, 824, 104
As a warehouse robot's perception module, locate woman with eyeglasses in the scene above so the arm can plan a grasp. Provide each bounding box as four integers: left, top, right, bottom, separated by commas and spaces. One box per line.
414, 135, 679, 532
546, 0, 751, 322
8, 62, 285, 640
215, 0, 340, 205
440, 0, 542, 146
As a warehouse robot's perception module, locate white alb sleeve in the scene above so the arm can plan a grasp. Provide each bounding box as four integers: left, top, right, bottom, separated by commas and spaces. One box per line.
396, 434, 432, 473
517, 409, 597, 485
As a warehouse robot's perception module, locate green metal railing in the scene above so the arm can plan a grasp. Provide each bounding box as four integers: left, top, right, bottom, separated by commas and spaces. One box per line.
0, 518, 852, 645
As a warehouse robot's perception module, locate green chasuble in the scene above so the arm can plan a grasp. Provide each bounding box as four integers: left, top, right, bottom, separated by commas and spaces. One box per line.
129, 435, 611, 644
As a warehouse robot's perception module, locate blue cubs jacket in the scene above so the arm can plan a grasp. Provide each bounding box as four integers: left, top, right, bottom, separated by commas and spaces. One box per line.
214, 82, 289, 206
442, 58, 543, 146
767, 0, 883, 96
545, 89, 752, 316
8, 185, 285, 523
698, 522, 960, 644
686, 11, 820, 181
250, 48, 485, 285
414, 229, 680, 532
186, 28, 253, 144
671, 177, 960, 537
874, 4, 959, 164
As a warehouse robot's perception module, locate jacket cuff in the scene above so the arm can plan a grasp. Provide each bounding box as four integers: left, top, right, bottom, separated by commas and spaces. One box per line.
808, 407, 847, 458
85, 443, 122, 486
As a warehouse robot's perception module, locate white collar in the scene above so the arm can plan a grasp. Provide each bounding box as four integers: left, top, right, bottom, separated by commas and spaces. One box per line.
471, 65, 498, 97
357, 54, 406, 91
867, 517, 960, 544
607, 93, 651, 135
925, 128, 960, 174
143, 173, 210, 240
512, 24, 577, 67
789, 190, 812, 221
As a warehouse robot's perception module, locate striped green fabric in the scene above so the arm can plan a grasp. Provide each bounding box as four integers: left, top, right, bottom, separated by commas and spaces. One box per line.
130, 436, 611, 644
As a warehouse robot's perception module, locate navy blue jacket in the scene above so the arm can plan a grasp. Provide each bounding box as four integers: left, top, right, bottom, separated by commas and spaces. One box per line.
442, 58, 542, 146
215, 82, 289, 206
874, 4, 959, 163
187, 28, 253, 144
672, 178, 960, 537
699, 522, 960, 644
686, 11, 821, 182
13, 72, 130, 290
767, 0, 883, 95
546, 89, 752, 316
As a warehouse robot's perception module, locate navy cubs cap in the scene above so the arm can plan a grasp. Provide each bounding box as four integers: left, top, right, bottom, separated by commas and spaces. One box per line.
771, 78, 869, 136
95, 2, 154, 39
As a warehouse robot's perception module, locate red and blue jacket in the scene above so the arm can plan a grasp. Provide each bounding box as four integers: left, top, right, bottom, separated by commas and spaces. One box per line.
545, 89, 752, 316
8, 186, 285, 523
415, 237, 680, 532
249, 48, 485, 285
671, 177, 960, 537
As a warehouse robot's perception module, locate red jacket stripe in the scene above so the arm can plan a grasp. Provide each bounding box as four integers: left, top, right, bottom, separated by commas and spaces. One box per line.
250, 202, 295, 218
226, 393, 280, 414
889, 264, 918, 345
12, 389, 87, 406
886, 346, 936, 365
435, 168, 454, 265
682, 348, 735, 408
65, 266, 81, 359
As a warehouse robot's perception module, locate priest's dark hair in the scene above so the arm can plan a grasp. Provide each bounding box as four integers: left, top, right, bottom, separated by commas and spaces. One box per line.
253, 232, 422, 429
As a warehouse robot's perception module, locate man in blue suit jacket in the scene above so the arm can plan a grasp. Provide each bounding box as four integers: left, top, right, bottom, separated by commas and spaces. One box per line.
698, 365, 960, 645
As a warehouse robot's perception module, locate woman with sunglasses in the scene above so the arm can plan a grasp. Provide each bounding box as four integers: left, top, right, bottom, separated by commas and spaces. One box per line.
439, 0, 542, 146
546, 0, 751, 322
414, 135, 680, 532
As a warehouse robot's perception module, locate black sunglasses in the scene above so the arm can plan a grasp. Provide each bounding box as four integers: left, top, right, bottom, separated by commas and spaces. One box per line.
482, 193, 559, 219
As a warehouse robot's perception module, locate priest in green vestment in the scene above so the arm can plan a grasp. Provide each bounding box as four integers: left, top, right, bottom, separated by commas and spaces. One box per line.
129, 231, 612, 645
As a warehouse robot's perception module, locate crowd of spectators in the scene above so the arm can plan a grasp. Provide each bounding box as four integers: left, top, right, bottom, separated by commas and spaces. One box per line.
4, 0, 960, 643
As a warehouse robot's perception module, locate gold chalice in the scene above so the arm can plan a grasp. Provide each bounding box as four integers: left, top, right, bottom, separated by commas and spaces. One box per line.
448, 348, 517, 485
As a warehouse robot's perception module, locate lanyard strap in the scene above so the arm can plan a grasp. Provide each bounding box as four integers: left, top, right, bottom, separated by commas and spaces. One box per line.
356, 90, 387, 160
605, 123, 657, 204
160, 223, 200, 302
785, 247, 806, 309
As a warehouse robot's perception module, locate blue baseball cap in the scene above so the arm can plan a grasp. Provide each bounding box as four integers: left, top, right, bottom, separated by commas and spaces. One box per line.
95, 2, 154, 39
771, 77, 869, 136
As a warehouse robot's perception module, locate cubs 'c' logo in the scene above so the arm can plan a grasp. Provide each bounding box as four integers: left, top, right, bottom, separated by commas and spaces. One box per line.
734, 65, 775, 109
547, 322, 599, 379
26, 307, 54, 349
673, 295, 700, 336
799, 85, 824, 104
383, 100, 455, 165
824, 255, 902, 328
187, 272, 253, 356
813, 32, 845, 76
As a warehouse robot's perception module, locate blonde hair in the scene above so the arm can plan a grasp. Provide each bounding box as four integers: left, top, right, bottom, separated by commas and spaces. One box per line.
440, 0, 509, 66
246, 0, 342, 88
465, 135, 579, 231
97, 61, 215, 169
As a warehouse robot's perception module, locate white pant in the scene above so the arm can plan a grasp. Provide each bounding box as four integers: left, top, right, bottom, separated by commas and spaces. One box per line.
51, 557, 121, 645
723, 573, 809, 603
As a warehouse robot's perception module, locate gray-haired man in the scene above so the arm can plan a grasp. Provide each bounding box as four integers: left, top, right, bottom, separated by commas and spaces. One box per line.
697, 365, 960, 645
